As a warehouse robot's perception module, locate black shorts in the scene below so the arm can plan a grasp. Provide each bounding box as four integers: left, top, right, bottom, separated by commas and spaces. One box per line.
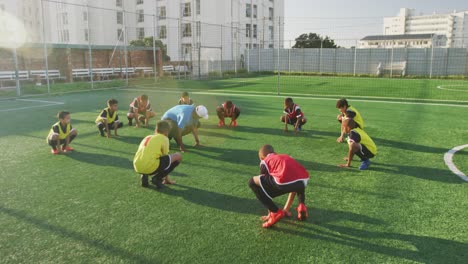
259, 174, 307, 199
48, 138, 67, 146
148, 155, 171, 175
165, 119, 201, 139
357, 144, 375, 159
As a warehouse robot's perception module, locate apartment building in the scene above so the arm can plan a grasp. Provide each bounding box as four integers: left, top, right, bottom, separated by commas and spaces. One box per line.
1, 0, 284, 61
384, 8, 468, 48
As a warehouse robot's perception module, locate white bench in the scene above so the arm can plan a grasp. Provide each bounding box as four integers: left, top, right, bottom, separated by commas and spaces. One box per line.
135, 67, 155, 76
162, 65, 176, 76
175, 65, 190, 73
72, 68, 91, 79
0, 71, 30, 80
377, 61, 407, 77
30, 70, 64, 85
93, 68, 117, 80
114, 67, 136, 77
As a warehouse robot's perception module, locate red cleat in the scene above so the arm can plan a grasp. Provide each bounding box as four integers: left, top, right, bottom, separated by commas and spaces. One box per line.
296, 203, 308, 221
230, 120, 237, 127
262, 209, 284, 228
62, 146, 74, 152
218, 120, 225, 127
51, 149, 60, 155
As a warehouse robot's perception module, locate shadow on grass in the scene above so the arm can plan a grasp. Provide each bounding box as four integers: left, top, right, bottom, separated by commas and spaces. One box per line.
272, 222, 467, 264
372, 162, 464, 184
160, 184, 261, 215
0, 204, 156, 263
188, 146, 259, 166
66, 151, 132, 170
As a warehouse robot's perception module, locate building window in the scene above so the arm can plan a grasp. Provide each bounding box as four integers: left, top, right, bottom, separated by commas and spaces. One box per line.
196, 22, 201, 37
246, 4, 251, 18
117, 28, 123, 40
158, 6, 166, 19
246, 24, 251, 37
182, 23, 192, 37
84, 29, 89, 41
137, 10, 144, 23
116, 0, 122, 7
83, 11, 88, 21
196, 0, 200, 15
253, 5, 257, 18
137, 27, 145, 39
269, 26, 274, 40
269, 44, 274, 48
61, 13, 68, 25
159, 25, 167, 39
0, 5, 5, 11
183, 3, 191, 17
137, 0, 144, 4
269, 8, 274, 20
60, 29, 69, 42
182, 44, 192, 55
117, 11, 123, 24
253, 24, 257, 38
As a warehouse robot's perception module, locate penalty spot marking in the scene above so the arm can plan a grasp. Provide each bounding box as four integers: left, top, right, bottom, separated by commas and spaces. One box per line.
444, 144, 468, 182
0, 98, 64, 112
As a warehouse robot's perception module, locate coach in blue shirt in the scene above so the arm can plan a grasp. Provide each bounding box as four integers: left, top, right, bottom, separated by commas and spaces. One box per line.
161, 105, 209, 152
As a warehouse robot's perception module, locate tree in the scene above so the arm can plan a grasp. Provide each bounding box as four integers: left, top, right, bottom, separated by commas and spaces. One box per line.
129, 36, 170, 61
292, 33, 339, 48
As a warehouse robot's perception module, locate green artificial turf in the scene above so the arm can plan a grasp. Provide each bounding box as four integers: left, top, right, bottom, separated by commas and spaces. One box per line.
0, 78, 467, 263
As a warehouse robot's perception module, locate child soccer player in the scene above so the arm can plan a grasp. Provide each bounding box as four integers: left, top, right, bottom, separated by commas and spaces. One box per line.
339, 119, 377, 170
336, 98, 364, 143
46, 111, 78, 154
216, 100, 241, 127
127, 94, 156, 127
178, 91, 194, 105
281, 97, 307, 133
248, 144, 310, 228
133, 121, 182, 188
96, 98, 123, 138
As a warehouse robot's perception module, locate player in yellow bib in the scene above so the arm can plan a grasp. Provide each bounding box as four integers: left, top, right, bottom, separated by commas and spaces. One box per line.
96, 98, 123, 138
339, 119, 377, 170
336, 98, 364, 143
133, 121, 182, 188
46, 111, 78, 154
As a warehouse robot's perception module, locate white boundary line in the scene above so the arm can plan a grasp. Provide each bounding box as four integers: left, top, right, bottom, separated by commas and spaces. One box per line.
17, 98, 64, 105
122, 88, 468, 108
436, 85, 468, 92
132, 84, 468, 104
444, 145, 468, 182
0, 99, 64, 112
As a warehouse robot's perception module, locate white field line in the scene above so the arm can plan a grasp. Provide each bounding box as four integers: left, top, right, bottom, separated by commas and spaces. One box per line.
122, 88, 468, 108
16, 98, 64, 105
436, 85, 468, 92
132, 84, 468, 103
444, 145, 468, 182
0, 99, 64, 112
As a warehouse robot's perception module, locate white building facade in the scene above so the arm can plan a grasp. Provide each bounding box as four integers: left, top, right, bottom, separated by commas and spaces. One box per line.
1, 0, 284, 62
359, 34, 447, 49
384, 8, 468, 48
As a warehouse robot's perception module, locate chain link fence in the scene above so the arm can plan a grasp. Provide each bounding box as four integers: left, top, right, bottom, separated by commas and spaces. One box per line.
0, 1, 467, 98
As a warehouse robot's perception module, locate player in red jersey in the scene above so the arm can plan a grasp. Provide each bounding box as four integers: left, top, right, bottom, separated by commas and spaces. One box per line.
216, 100, 241, 127
248, 144, 310, 228
280, 97, 306, 133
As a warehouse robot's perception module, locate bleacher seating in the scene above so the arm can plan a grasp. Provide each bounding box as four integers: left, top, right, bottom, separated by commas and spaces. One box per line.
135, 67, 155, 77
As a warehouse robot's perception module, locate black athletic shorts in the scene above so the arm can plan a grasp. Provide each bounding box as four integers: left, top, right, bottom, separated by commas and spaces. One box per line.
148, 155, 171, 175
259, 174, 307, 199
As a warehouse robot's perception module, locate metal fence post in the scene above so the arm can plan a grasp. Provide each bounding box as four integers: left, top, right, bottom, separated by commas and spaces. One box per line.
40, 0, 50, 94
152, 13, 157, 83
276, 16, 280, 95
123, 11, 129, 87
220, 24, 223, 75
430, 44, 434, 79
319, 39, 323, 74
353, 40, 357, 76
390, 44, 394, 78
86, 4, 94, 89
13, 47, 20, 96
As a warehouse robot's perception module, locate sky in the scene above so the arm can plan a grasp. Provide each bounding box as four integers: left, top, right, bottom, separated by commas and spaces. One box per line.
284, 0, 468, 47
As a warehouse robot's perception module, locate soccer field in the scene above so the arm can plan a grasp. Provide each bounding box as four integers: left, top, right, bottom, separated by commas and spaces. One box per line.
0, 76, 467, 263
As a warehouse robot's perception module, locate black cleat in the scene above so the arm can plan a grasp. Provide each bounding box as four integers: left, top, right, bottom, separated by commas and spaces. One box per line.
151, 176, 164, 189
141, 174, 149, 187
